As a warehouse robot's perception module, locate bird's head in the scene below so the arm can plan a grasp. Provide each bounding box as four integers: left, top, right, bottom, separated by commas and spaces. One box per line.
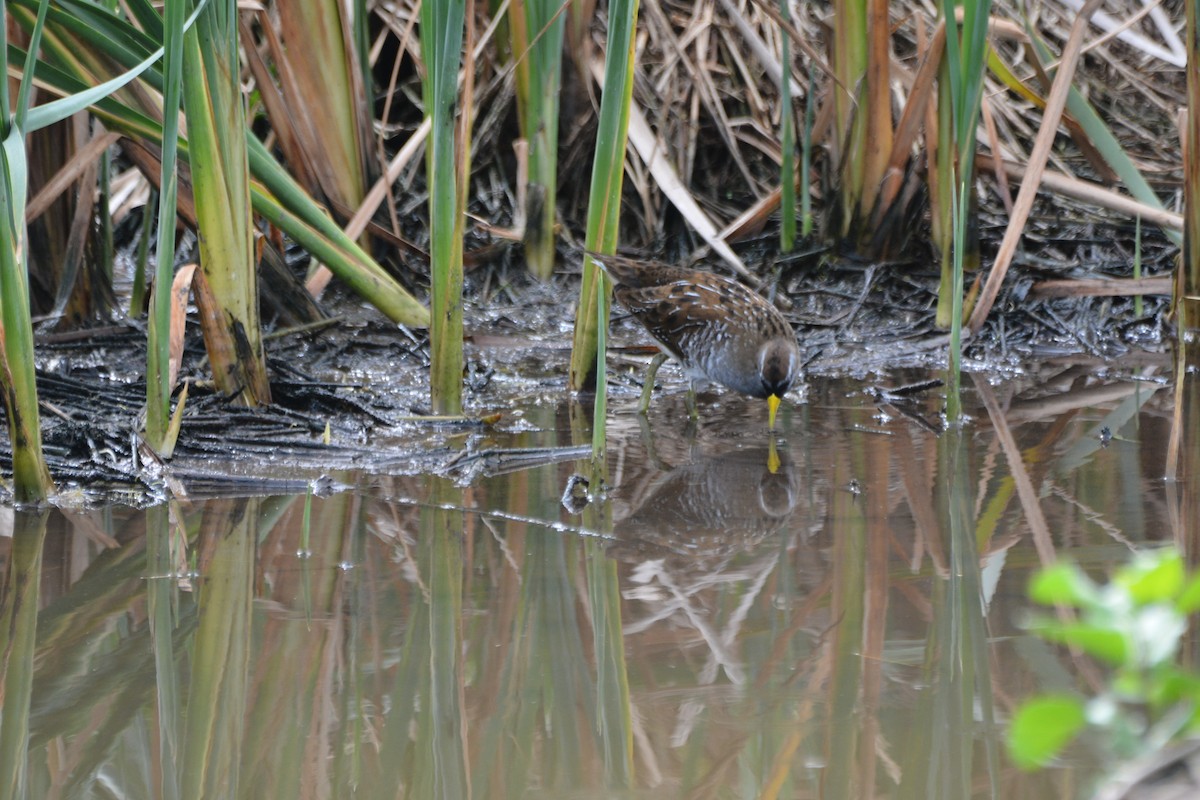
757, 338, 800, 399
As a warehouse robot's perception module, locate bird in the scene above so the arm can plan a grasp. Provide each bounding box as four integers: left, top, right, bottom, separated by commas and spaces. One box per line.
589, 251, 801, 428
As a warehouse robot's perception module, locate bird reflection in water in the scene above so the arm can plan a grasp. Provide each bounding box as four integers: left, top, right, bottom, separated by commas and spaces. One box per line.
608, 445, 805, 570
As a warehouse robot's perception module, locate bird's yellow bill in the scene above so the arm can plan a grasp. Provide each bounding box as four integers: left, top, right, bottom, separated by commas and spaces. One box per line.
768, 393, 782, 430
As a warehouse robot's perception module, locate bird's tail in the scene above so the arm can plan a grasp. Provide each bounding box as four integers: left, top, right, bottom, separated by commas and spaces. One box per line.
584, 250, 671, 288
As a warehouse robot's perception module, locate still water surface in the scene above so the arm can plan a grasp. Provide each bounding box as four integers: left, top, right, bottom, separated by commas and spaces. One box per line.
0, 366, 1176, 798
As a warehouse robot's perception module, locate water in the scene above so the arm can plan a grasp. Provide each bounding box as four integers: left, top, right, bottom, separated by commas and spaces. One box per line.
0, 367, 1180, 798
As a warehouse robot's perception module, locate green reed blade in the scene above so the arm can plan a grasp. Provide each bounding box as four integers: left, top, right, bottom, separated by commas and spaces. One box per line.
779, 0, 796, 251
0, 0, 55, 502
422, 480, 469, 797
145, 0, 186, 453
511, 0, 568, 279
181, 0, 271, 407
420, 0, 467, 415
569, 0, 638, 442
801, 68, 814, 237
1025, 32, 1181, 249
1187, 0, 1200, 322
7, 0, 428, 327
939, 0, 992, 419
584, 513, 632, 784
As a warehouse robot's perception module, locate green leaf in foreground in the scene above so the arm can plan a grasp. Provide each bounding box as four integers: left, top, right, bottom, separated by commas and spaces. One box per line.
1033, 621, 1129, 665
1007, 695, 1086, 770
1176, 574, 1200, 614
1028, 562, 1100, 607
1116, 549, 1185, 605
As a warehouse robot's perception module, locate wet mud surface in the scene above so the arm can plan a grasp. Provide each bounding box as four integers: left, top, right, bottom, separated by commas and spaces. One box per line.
3, 234, 1175, 505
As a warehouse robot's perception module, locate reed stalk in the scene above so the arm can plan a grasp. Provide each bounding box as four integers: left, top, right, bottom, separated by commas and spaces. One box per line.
423, 480, 469, 797
181, 0, 271, 406
0, 0, 56, 502
779, 0, 796, 251
584, 533, 632, 784
147, 503, 183, 800
510, 0, 567, 279
939, 0, 992, 417
831, 0, 866, 238
1183, 0, 1200, 331
801, 69, 814, 237
6, 0, 429, 328
421, 0, 468, 415
272, 0, 372, 218
568, 0, 639, 404
144, 0, 185, 454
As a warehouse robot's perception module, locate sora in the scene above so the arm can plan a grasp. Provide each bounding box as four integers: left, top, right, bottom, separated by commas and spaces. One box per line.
592, 252, 800, 428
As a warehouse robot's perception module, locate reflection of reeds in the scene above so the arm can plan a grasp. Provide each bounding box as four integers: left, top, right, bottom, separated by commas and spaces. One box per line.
183, 499, 256, 797
7, 372, 1184, 794
0, 512, 48, 799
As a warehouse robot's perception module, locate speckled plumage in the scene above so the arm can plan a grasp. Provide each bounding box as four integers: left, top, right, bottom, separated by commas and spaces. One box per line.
593, 253, 801, 400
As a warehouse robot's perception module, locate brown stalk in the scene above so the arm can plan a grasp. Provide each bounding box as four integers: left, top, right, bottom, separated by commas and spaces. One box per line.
1021, 40, 1118, 183
25, 130, 121, 223
979, 96, 1013, 214
1031, 276, 1172, 298
251, 12, 338, 200
966, 0, 1106, 333
972, 374, 1057, 565
869, 20, 945, 228
976, 155, 1184, 231
239, 16, 320, 195
168, 263, 198, 391
120, 139, 198, 225
858, 0, 892, 219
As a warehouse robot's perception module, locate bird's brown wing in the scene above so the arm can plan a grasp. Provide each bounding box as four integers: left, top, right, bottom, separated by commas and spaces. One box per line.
615, 281, 739, 362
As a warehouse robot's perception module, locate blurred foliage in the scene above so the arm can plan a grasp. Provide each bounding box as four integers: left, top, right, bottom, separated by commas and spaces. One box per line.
1009, 549, 1200, 771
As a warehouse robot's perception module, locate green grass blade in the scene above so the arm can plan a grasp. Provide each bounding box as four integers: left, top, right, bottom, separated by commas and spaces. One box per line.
9, 4, 429, 332
23, 4, 198, 133
12, 0, 51, 128
1026, 33, 1181, 248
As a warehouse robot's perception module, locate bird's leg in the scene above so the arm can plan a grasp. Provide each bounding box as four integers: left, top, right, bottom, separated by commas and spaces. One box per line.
686, 380, 699, 421
638, 352, 669, 415
637, 414, 671, 470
